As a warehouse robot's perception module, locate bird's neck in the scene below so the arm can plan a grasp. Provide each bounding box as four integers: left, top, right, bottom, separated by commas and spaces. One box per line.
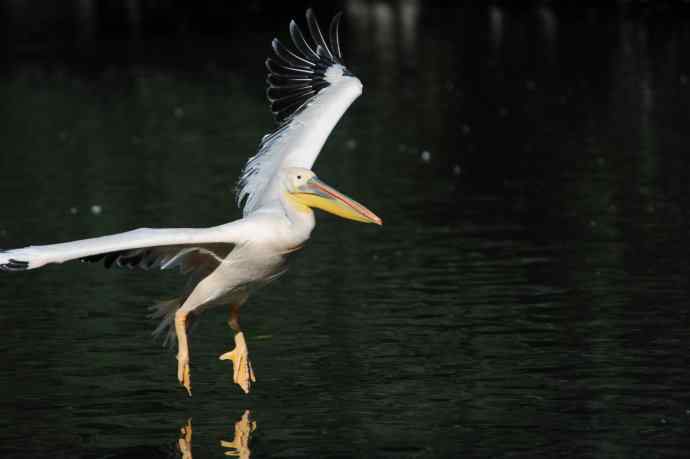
281, 192, 316, 233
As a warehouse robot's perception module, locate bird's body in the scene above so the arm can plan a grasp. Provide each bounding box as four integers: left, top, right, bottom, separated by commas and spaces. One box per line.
0, 10, 381, 395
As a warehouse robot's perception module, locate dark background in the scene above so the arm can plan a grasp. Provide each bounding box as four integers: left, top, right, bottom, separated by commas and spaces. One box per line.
3, 1, 690, 458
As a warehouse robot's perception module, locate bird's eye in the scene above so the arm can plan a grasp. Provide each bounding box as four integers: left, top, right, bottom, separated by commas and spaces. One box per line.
297, 175, 302, 180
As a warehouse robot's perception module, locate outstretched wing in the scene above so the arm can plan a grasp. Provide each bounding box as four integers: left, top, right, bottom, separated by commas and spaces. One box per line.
81, 243, 234, 274
0, 223, 245, 272
236, 9, 363, 215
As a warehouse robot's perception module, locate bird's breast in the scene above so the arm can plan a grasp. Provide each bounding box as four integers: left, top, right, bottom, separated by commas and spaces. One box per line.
241, 210, 313, 255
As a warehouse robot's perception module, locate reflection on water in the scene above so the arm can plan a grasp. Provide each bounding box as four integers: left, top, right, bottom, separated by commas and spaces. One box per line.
3, 2, 690, 458
176, 411, 256, 459
220, 410, 256, 458
177, 419, 193, 459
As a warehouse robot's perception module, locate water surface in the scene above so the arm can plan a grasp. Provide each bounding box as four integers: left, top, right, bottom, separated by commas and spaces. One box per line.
2, 3, 690, 458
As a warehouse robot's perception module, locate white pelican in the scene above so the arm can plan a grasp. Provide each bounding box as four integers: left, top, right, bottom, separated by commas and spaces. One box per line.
0, 9, 381, 396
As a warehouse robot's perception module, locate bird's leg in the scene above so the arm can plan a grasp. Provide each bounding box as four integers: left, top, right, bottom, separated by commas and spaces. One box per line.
219, 304, 255, 394
175, 308, 192, 396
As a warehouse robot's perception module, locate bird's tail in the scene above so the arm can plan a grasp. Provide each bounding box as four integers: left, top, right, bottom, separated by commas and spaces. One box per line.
148, 298, 181, 348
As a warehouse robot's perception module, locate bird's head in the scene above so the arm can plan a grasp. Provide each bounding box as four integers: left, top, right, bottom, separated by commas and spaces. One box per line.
282, 167, 382, 225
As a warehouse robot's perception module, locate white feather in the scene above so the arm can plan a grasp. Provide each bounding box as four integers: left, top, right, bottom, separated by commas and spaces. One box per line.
0, 222, 247, 270
237, 70, 363, 215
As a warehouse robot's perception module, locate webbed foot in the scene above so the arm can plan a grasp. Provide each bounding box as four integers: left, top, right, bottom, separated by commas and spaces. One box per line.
219, 332, 255, 394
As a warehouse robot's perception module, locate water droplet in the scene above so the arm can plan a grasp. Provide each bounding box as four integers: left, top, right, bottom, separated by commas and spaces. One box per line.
421, 150, 431, 162
90, 205, 102, 215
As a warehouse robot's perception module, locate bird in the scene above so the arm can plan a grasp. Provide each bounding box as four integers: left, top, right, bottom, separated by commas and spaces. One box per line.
0, 9, 381, 396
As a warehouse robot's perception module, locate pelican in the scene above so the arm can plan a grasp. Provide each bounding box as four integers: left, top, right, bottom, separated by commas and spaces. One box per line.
0, 9, 381, 396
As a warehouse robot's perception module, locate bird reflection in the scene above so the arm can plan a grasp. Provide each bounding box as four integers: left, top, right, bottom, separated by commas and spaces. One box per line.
220, 410, 257, 458
176, 411, 256, 458
177, 418, 193, 459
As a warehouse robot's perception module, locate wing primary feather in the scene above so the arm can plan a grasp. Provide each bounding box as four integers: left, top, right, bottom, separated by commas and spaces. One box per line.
267, 81, 315, 91
236, 10, 360, 213
0, 258, 29, 271
266, 86, 314, 104
306, 9, 335, 61
269, 87, 316, 107
273, 98, 311, 122
272, 38, 315, 68
289, 20, 321, 62
315, 45, 330, 59
266, 81, 328, 101
262, 11, 350, 124
264, 59, 315, 80
265, 58, 314, 75
329, 12, 344, 62
267, 74, 313, 86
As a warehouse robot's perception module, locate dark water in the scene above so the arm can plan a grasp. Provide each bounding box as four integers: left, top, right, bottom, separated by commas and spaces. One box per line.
3, 3, 690, 458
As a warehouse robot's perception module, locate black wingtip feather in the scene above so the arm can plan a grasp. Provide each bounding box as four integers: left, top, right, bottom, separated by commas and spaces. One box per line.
272, 38, 314, 68
289, 20, 320, 62
265, 57, 313, 76
267, 10, 352, 124
329, 12, 344, 61
306, 8, 334, 61
0, 258, 29, 272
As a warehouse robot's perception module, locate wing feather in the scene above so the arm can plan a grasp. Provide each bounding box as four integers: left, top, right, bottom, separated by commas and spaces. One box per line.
306, 9, 335, 61
236, 9, 363, 215
0, 223, 244, 271
81, 243, 233, 275
329, 12, 344, 61
289, 19, 321, 62
271, 38, 314, 68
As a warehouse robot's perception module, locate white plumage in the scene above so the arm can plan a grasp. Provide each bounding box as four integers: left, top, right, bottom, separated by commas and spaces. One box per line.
0, 224, 243, 270
237, 10, 363, 214
237, 71, 362, 214
0, 9, 380, 396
